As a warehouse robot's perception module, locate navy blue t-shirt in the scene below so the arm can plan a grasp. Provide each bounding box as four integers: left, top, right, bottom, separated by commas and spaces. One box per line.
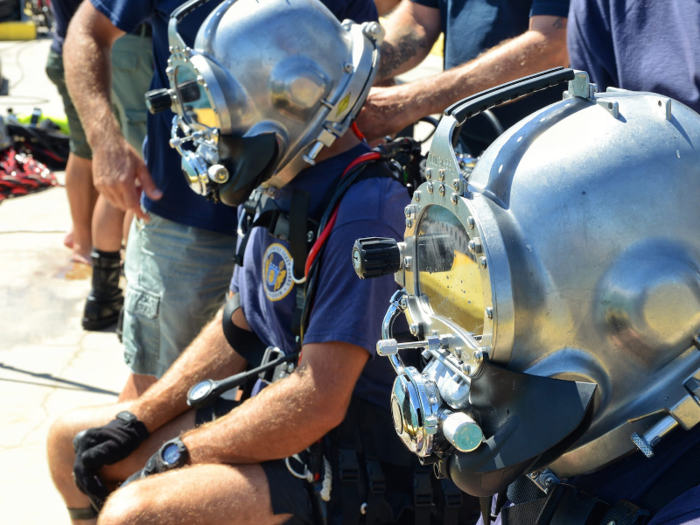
409, 0, 570, 148
50, 0, 83, 54
90, 0, 378, 235
568, 0, 700, 114
409, 0, 569, 71
231, 143, 409, 407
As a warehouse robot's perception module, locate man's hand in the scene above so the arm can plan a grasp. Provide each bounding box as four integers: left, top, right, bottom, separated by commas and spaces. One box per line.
73, 412, 150, 498
92, 137, 162, 221
360, 15, 569, 142
356, 84, 423, 143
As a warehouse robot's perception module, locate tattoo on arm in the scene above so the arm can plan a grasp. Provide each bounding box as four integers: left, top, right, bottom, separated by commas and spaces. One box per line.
378, 29, 429, 81
552, 17, 566, 30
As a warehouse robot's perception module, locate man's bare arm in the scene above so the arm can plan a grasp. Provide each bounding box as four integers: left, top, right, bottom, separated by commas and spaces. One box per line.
358, 15, 569, 141
376, 1, 441, 82
128, 308, 249, 433
64, 2, 161, 219
182, 341, 370, 464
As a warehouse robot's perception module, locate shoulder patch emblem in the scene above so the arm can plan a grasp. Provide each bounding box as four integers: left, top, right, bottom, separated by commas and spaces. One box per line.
263, 243, 294, 302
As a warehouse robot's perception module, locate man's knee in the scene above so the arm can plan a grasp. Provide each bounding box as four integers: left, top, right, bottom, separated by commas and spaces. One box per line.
99, 482, 150, 525
47, 404, 131, 483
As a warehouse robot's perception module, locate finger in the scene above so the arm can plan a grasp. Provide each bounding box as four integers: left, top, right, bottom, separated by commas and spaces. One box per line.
120, 180, 148, 221
81, 440, 124, 469
135, 160, 162, 201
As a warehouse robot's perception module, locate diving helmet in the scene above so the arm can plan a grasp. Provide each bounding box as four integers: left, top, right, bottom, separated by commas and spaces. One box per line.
353, 69, 700, 497
150, 0, 383, 206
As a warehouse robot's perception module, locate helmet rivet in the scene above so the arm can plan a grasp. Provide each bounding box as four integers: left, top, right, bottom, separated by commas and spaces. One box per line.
427, 182, 434, 194
413, 191, 421, 202
438, 184, 446, 197
451, 193, 459, 205
452, 179, 460, 191
405, 218, 413, 229
438, 169, 445, 181
467, 217, 475, 229
343, 62, 354, 74
425, 168, 432, 180
485, 307, 493, 319
479, 257, 487, 269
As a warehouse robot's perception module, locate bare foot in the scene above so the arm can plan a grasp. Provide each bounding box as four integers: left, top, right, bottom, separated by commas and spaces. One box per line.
71, 251, 92, 266
64, 230, 74, 250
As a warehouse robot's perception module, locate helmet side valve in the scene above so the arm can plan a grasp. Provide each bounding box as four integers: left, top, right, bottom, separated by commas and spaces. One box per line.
439, 410, 483, 453
302, 141, 325, 166
631, 415, 678, 458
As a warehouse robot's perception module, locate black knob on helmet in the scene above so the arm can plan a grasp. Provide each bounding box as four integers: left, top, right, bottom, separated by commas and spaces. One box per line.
145, 88, 173, 114
352, 237, 402, 279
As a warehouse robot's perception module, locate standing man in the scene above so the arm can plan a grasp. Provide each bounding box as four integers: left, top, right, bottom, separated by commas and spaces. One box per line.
567, 0, 700, 114
356, 0, 570, 149
63, 0, 378, 399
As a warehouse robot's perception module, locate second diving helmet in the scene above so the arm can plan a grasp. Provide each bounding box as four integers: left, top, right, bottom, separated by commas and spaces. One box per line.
353, 69, 700, 497
151, 0, 383, 206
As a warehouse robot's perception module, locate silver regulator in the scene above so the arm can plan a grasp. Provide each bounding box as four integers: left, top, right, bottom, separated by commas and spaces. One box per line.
353, 69, 700, 497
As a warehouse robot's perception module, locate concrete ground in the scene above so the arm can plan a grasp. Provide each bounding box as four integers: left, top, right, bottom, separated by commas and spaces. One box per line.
0, 36, 443, 524
1, 38, 128, 524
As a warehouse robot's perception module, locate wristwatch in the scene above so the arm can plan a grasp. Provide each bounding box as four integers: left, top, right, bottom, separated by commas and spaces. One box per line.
115, 411, 139, 424
160, 438, 189, 468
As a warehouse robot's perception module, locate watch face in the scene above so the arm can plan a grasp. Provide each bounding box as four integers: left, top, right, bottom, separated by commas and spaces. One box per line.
162, 443, 181, 466
190, 380, 213, 402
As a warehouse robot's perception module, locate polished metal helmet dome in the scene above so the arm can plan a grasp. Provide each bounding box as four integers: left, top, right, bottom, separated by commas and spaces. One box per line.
165, 0, 383, 205
361, 69, 700, 497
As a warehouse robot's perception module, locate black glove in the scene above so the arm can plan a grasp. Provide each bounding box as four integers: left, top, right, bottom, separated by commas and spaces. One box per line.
72, 412, 150, 501
121, 437, 189, 488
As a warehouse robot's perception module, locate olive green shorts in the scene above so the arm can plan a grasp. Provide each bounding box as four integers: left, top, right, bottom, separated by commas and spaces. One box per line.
45, 49, 92, 159
44, 31, 153, 160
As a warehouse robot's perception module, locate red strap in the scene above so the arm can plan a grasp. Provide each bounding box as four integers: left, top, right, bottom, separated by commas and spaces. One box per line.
351, 121, 366, 142
303, 152, 381, 277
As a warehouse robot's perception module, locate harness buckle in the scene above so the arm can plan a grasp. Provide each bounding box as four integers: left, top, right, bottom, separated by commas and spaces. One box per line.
414, 470, 434, 507
338, 448, 360, 483
366, 460, 386, 493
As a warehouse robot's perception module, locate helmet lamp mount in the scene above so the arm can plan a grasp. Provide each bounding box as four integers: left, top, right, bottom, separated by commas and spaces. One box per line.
162, 0, 384, 206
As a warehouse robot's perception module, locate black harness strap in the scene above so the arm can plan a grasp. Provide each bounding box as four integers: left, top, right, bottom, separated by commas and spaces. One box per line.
221, 295, 268, 368
337, 403, 362, 525
289, 190, 311, 281
638, 439, 700, 515
599, 500, 650, 525
440, 479, 465, 525
414, 465, 434, 525
364, 459, 388, 525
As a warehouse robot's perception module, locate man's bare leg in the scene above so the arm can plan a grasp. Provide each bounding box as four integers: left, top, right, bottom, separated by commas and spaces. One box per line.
47, 404, 195, 524
92, 196, 124, 253
64, 153, 97, 264
98, 463, 291, 525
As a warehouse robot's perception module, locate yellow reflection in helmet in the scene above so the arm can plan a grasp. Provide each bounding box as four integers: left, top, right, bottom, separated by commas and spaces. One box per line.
417, 205, 484, 335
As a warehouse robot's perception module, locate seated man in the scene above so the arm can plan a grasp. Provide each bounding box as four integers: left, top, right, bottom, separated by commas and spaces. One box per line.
47, 1, 473, 523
